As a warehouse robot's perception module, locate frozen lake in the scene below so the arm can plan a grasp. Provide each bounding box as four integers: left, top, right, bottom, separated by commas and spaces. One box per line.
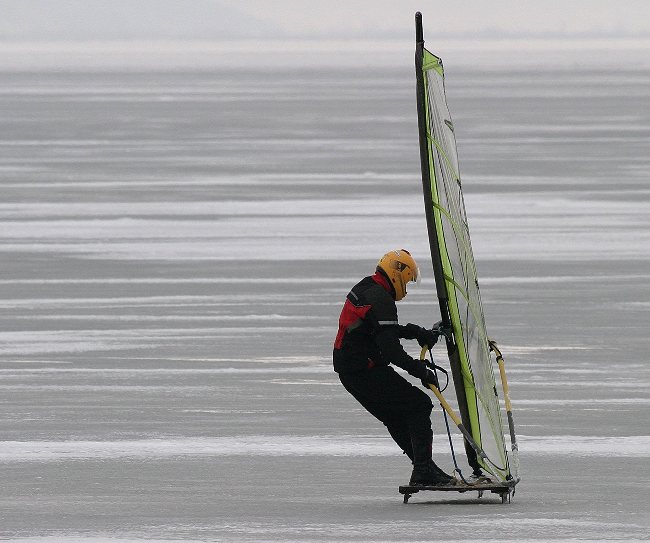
1, 61, 649, 541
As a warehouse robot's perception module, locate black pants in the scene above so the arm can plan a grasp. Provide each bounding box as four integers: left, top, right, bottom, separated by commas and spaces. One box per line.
338, 365, 433, 461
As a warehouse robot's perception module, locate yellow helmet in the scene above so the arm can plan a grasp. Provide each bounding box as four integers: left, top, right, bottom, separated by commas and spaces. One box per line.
377, 249, 420, 301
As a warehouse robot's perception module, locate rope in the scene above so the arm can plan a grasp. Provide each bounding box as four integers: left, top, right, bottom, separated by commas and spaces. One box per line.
427, 348, 468, 484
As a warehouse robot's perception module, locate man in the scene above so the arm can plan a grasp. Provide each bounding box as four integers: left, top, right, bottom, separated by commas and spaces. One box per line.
333, 249, 455, 486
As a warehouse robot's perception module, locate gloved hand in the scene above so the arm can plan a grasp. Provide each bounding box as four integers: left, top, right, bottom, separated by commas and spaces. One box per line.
402, 322, 449, 348
432, 320, 452, 341
415, 327, 440, 349
420, 368, 439, 390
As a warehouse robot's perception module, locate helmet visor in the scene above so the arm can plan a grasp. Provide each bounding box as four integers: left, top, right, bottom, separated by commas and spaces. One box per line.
413, 265, 421, 286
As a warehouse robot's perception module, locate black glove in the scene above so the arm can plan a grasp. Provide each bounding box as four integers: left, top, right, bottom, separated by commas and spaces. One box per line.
420, 368, 439, 390
415, 327, 440, 349
432, 320, 452, 341
402, 322, 449, 348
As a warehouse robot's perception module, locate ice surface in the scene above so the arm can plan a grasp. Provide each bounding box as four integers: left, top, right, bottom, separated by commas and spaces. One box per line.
1, 67, 649, 541
1, 434, 648, 463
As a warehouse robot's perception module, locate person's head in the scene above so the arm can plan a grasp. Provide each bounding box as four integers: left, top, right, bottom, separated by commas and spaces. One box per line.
376, 249, 420, 301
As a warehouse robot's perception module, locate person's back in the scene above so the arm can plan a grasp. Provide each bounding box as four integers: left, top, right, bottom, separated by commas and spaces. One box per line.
333, 272, 396, 374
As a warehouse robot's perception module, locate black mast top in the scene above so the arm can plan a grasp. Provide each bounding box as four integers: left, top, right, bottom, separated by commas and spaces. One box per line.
415, 12, 424, 44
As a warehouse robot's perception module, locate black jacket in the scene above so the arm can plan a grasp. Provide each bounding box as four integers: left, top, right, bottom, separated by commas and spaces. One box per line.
333, 272, 428, 378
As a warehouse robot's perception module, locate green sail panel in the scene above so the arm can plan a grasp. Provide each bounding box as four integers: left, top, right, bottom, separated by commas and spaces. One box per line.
415, 42, 511, 481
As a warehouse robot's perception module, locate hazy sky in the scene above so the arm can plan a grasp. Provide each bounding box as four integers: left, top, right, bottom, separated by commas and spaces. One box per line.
234, 0, 650, 39
1, 1, 648, 70
1, 0, 649, 41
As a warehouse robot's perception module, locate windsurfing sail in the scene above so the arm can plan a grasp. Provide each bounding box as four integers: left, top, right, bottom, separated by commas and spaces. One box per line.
414, 12, 519, 484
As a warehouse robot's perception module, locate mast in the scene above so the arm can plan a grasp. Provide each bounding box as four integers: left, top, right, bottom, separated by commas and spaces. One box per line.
415, 13, 450, 329
414, 12, 481, 474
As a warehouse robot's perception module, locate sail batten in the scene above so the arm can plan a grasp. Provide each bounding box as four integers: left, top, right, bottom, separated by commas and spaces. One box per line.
415, 14, 517, 483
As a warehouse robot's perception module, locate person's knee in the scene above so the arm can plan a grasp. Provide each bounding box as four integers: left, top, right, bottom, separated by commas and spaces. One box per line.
414, 389, 433, 414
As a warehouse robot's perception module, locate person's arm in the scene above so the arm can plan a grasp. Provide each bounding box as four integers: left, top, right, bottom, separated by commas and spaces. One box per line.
374, 326, 429, 379
398, 323, 441, 348
366, 292, 428, 379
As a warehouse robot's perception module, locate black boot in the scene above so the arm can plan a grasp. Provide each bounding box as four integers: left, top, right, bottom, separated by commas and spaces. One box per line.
426, 460, 456, 484
409, 460, 456, 486
409, 436, 455, 486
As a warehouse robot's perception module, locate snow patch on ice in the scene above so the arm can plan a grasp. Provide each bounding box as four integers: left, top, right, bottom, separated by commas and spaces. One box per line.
0, 434, 647, 463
